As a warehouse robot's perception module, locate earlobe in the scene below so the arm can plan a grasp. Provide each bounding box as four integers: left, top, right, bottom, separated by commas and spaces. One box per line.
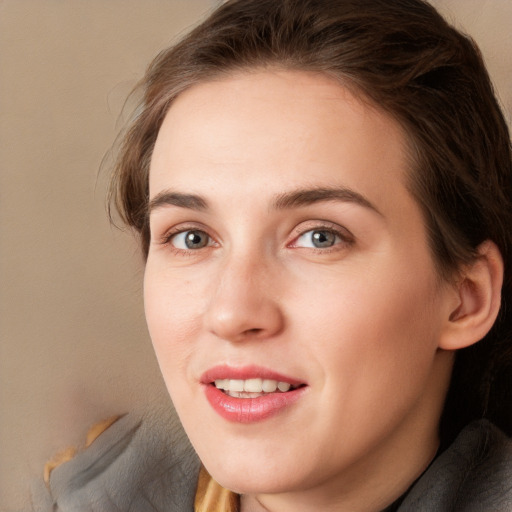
439, 240, 504, 351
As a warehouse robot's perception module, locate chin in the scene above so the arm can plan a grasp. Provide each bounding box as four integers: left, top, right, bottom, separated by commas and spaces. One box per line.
210, 465, 297, 496
197, 442, 313, 495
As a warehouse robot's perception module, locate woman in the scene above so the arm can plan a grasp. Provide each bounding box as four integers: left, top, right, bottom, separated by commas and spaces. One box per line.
36, 0, 512, 510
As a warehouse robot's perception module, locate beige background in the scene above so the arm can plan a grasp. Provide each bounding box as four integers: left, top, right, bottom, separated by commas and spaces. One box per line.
1, 1, 511, 509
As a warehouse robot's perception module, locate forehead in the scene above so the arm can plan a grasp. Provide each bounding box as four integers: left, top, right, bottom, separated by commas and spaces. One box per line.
149, 70, 411, 215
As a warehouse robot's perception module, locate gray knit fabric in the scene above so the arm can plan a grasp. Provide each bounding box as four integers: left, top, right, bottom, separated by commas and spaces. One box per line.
400, 420, 512, 511
27, 416, 512, 511
29, 408, 200, 512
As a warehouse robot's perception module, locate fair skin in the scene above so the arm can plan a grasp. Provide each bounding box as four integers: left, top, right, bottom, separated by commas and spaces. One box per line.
144, 70, 501, 511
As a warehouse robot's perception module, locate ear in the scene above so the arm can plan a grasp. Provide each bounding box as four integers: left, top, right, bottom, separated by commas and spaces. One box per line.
439, 240, 504, 351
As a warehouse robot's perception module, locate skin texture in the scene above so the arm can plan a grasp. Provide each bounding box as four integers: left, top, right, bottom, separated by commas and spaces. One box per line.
144, 70, 461, 512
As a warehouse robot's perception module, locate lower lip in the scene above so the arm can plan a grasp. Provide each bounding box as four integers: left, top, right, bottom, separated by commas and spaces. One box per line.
204, 384, 306, 423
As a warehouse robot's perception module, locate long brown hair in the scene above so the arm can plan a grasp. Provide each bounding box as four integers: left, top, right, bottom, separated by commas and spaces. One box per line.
109, 0, 512, 443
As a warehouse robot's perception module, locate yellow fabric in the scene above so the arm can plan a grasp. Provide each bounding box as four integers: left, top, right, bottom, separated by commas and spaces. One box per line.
43, 415, 122, 487
194, 465, 240, 512
43, 446, 77, 487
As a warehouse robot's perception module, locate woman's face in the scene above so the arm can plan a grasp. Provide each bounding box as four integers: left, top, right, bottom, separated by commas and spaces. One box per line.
145, 70, 455, 502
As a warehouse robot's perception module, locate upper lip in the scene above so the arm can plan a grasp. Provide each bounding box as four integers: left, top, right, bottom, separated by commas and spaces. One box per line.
200, 365, 306, 386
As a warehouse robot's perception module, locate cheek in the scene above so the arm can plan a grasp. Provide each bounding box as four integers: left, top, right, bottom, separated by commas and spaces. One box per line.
143, 265, 204, 387
293, 258, 442, 392
284, 268, 442, 466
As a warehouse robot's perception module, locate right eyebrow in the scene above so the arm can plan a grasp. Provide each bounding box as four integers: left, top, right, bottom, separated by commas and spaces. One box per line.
148, 191, 208, 214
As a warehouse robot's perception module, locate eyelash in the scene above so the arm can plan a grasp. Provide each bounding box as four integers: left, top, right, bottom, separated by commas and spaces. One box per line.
289, 223, 354, 252
158, 225, 216, 254
158, 222, 354, 255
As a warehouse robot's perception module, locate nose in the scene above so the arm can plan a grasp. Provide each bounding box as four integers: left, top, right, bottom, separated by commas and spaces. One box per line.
204, 253, 285, 342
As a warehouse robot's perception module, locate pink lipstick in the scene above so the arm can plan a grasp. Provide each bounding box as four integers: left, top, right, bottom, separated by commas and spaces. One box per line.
201, 365, 307, 423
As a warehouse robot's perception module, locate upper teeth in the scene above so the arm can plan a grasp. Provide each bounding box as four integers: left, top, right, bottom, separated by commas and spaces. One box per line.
214, 378, 292, 393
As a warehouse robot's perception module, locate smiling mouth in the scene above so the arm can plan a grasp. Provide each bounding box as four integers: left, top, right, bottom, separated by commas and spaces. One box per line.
204, 369, 308, 422
213, 378, 304, 398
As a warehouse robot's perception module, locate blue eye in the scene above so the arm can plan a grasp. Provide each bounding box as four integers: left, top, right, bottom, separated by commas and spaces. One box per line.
171, 230, 211, 250
295, 229, 341, 248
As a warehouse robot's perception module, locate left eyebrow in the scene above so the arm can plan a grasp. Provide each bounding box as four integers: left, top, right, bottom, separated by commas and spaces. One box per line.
271, 186, 382, 216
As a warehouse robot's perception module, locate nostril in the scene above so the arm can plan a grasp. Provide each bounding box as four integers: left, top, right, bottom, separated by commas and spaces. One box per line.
244, 328, 263, 335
